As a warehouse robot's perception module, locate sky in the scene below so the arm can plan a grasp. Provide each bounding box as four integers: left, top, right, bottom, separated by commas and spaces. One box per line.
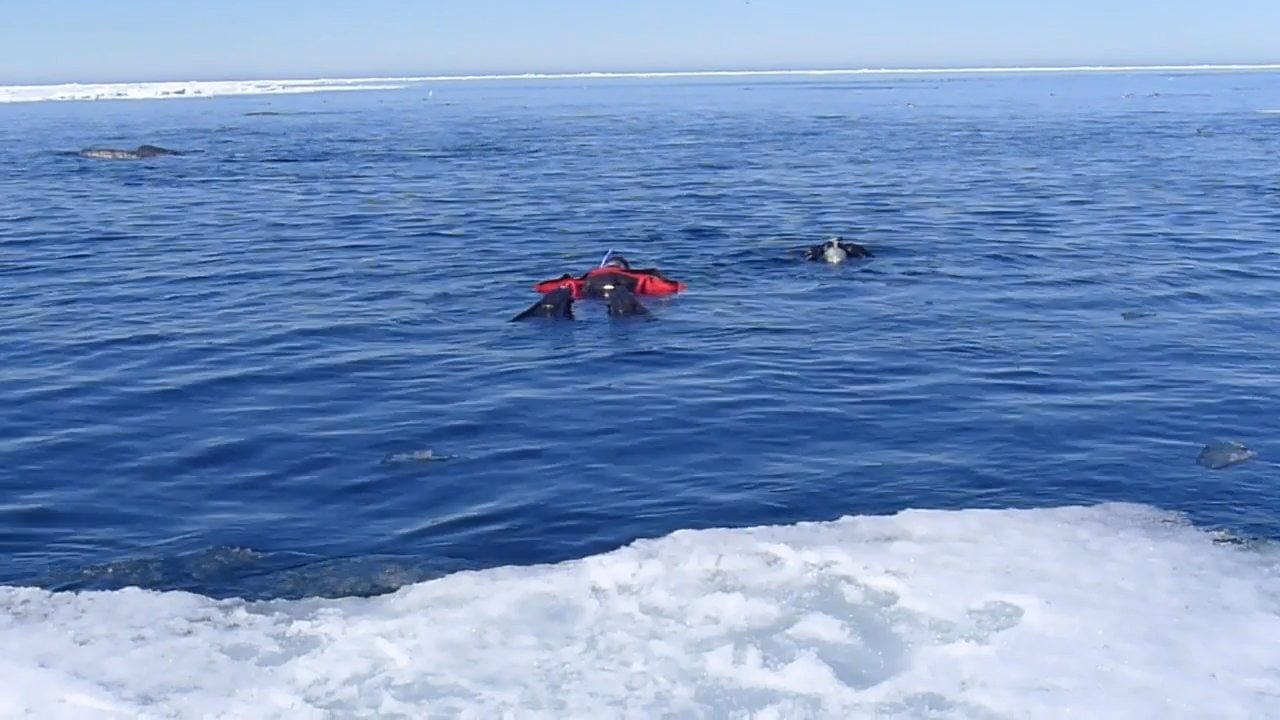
2, 0, 1279, 85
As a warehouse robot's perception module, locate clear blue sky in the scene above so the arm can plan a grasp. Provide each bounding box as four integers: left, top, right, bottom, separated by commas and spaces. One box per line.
3, 0, 1278, 84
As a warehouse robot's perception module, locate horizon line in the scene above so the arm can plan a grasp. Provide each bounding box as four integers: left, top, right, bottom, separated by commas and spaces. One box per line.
6, 62, 1280, 89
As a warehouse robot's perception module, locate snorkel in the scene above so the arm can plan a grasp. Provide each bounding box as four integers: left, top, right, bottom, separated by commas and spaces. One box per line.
600, 249, 614, 267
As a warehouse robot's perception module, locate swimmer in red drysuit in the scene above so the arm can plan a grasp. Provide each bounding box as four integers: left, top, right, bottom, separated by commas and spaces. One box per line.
512, 252, 686, 321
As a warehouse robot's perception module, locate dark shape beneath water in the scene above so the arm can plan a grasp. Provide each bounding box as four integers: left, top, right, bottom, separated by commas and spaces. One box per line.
42, 545, 458, 600
1197, 440, 1257, 470
381, 449, 456, 465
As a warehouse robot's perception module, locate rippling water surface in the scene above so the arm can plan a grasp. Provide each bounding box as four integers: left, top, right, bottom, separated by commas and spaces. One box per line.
3, 71, 1279, 599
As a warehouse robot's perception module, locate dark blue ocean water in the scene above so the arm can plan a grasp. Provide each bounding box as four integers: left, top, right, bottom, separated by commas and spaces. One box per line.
3, 71, 1279, 600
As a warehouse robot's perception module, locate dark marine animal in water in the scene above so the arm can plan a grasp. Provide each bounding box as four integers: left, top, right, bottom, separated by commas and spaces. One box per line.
804, 236, 873, 263
77, 144, 182, 160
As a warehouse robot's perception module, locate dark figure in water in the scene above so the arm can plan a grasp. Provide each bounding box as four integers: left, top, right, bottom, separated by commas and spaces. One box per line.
512, 252, 686, 321
78, 145, 181, 160
804, 236, 873, 263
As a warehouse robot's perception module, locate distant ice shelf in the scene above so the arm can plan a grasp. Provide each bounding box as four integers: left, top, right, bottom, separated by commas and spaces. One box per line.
3, 63, 1279, 104
0, 78, 409, 104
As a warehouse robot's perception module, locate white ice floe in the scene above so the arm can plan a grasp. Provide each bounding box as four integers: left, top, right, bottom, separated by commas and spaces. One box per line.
1, 503, 1278, 719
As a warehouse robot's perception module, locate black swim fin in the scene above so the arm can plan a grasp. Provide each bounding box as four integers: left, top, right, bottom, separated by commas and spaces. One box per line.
605, 286, 650, 318
512, 286, 575, 321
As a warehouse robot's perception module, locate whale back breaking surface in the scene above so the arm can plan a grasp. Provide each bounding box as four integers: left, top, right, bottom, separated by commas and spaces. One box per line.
77, 144, 181, 160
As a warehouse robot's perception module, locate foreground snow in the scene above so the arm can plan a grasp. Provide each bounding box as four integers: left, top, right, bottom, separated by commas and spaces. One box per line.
1, 503, 1277, 719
